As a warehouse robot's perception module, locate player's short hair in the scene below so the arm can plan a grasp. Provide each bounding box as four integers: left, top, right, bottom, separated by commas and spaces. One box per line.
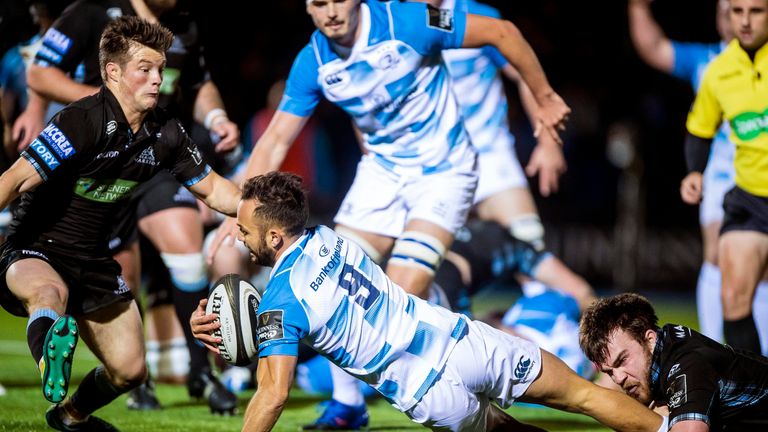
242, 172, 309, 237
99, 16, 173, 82
579, 293, 659, 365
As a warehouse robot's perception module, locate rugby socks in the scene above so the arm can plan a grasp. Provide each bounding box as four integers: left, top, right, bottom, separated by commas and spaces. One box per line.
434, 259, 471, 316
330, 363, 365, 407
27, 308, 59, 366
724, 314, 762, 353
172, 288, 209, 372
69, 366, 126, 417
696, 263, 724, 342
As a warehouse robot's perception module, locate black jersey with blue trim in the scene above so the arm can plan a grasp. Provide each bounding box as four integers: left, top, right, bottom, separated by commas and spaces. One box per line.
650, 324, 768, 429
10, 87, 211, 258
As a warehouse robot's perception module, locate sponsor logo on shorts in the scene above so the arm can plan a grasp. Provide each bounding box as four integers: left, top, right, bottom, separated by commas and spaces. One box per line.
41, 124, 76, 160
114, 275, 130, 295
106, 121, 117, 136
74, 178, 139, 203
257, 310, 284, 343
43, 28, 72, 54
426, 5, 454, 32
514, 356, 534, 381
29, 139, 60, 170
21, 249, 48, 260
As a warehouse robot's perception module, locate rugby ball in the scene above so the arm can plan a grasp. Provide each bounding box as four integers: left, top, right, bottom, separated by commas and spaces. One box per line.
206, 274, 261, 366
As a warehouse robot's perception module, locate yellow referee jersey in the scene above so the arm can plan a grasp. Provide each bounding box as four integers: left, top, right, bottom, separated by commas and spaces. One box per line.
687, 39, 768, 197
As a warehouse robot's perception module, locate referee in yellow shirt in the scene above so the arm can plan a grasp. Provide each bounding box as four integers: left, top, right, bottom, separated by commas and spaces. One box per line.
682, 0, 768, 354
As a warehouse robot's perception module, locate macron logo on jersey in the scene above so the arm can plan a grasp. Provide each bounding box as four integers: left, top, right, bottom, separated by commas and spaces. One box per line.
41, 124, 76, 160
29, 139, 60, 170
43, 28, 72, 54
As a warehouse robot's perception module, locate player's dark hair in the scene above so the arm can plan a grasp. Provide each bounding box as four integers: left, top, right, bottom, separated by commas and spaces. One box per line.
579, 293, 659, 365
99, 16, 173, 82
242, 172, 309, 237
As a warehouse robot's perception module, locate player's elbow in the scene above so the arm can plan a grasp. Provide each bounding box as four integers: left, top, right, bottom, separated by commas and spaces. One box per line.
493, 19, 523, 47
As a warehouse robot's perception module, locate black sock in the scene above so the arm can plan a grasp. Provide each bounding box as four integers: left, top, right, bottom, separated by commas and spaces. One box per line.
172, 288, 209, 373
434, 259, 471, 315
69, 366, 127, 416
26, 309, 59, 366
724, 314, 762, 353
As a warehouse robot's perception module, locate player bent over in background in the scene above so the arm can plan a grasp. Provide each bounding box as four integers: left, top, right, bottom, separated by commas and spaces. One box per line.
191, 172, 665, 432
0, 17, 241, 430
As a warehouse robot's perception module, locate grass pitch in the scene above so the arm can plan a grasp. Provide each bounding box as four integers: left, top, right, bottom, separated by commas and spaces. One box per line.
0, 291, 697, 431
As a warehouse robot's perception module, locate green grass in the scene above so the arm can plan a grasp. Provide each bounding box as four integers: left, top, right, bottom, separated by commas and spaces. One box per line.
0, 291, 696, 431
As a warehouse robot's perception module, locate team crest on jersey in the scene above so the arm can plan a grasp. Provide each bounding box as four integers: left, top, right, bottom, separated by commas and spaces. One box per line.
257, 310, 284, 343
427, 5, 454, 32
666, 374, 688, 409
135, 147, 158, 165
319, 244, 330, 257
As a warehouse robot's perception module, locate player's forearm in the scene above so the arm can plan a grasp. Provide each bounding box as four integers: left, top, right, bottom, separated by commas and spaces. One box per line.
193, 81, 229, 127
582, 385, 663, 432
243, 136, 291, 183
199, 176, 241, 218
628, 0, 674, 73
242, 391, 286, 432
27, 64, 98, 104
684, 133, 713, 174
0, 159, 40, 211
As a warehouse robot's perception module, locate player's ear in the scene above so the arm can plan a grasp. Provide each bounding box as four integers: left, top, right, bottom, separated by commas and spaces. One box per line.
644, 329, 657, 348
269, 228, 282, 249
105, 62, 120, 83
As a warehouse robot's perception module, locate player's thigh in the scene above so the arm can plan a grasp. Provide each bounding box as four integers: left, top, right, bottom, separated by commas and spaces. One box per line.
701, 221, 722, 266
386, 220, 453, 296
139, 207, 203, 253
475, 187, 538, 227
6, 257, 69, 314
78, 300, 146, 386
719, 231, 768, 291
406, 167, 477, 238
333, 224, 394, 259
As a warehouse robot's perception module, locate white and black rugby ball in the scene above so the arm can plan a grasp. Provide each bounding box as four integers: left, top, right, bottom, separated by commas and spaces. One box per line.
206, 274, 261, 366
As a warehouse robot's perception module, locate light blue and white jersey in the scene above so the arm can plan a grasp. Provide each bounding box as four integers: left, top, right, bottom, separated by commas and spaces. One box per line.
671, 40, 733, 166
442, 0, 514, 155
279, 1, 474, 175
257, 225, 468, 411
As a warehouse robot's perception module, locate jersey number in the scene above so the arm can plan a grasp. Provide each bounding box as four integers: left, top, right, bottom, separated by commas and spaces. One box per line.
339, 264, 380, 311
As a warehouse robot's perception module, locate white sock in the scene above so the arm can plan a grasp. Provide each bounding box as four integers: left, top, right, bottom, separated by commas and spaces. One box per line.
146, 340, 160, 378
696, 262, 723, 342
753, 281, 768, 356
330, 363, 364, 407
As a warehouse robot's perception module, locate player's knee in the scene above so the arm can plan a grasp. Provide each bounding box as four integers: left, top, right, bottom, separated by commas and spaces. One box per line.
160, 253, 208, 292
109, 359, 147, 390
389, 231, 447, 276
25, 284, 68, 314
509, 214, 545, 251
334, 226, 384, 263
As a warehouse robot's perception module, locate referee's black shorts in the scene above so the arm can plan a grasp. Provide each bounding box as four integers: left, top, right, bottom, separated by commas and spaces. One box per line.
0, 241, 132, 317
721, 185, 768, 236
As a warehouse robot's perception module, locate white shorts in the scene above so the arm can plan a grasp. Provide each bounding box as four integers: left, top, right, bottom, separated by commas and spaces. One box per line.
334, 154, 478, 238
700, 142, 735, 226
474, 144, 527, 205
405, 319, 542, 431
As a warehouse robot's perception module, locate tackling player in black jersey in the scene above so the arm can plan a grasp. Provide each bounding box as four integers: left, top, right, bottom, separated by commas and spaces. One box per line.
580, 293, 768, 431
0, 17, 240, 431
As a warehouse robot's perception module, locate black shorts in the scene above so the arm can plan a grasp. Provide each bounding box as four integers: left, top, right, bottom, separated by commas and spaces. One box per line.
0, 242, 132, 317
109, 171, 199, 254
721, 186, 768, 236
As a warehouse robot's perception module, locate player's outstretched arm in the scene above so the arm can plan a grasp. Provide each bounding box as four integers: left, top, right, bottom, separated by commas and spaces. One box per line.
628, 0, 675, 73
186, 171, 241, 217
243, 355, 297, 432
462, 14, 570, 142
0, 157, 44, 211
520, 349, 664, 432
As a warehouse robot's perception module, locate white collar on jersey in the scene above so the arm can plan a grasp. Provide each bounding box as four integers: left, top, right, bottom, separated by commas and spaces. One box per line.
330, 2, 371, 60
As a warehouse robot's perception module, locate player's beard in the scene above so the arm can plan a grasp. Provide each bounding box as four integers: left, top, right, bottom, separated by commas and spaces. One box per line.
638, 344, 655, 405
248, 238, 276, 268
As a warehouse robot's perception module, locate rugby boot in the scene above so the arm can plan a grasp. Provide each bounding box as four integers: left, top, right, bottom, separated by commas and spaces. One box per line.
125, 378, 161, 410
45, 404, 119, 431
41, 316, 78, 403
302, 399, 370, 431
188, 367, 237, 415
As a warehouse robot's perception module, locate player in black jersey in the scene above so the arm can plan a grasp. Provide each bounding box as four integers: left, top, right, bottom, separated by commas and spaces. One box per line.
15, 0, 241, 412
580, 293, 768, 431
0, 17, 240, 431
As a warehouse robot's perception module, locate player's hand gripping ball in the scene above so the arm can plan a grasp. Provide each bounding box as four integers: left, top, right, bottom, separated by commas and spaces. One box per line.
206, 274, 261, 366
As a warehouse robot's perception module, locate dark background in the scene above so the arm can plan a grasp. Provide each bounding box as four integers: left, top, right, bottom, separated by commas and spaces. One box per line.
1, 0, 723, 290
